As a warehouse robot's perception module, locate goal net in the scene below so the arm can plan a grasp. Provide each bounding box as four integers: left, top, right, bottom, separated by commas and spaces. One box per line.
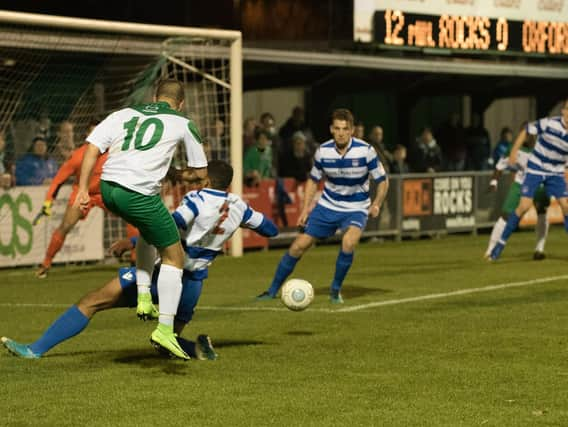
0, 11, 242, 268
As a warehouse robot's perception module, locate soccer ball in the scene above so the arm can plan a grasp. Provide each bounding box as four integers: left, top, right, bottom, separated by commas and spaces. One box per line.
281, 279, 314, 311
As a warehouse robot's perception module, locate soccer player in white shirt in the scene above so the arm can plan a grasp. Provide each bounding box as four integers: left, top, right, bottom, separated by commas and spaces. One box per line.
2, 161, 278, 359
76, 79, 207, 359
257, 109, 389, 303
490, 100, 568, 260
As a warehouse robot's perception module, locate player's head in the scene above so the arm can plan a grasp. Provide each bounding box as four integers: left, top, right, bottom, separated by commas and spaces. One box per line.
207, 160, 233, 190
330, 108, 354, 148
154, 79, 185, 111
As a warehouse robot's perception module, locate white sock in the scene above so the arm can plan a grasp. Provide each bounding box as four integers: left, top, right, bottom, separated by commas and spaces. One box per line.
535, 213, 549, 253
157, 263, 183, 328
487, 217, 507, 255
136, 236, 156, 295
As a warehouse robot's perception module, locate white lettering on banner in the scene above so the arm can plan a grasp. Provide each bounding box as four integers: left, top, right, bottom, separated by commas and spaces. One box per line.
402, 218, 421, 231
433, 177, 473, 215
446, 215, 476, 228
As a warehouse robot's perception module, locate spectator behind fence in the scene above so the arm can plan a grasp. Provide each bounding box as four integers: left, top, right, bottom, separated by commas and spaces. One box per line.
0, 130, 13, 189
15, 136, 58, 185
436, 112, 466, 171
244, 129, 273, 187
278, 131, 312, 182
410, 127, 443, 173
354, 121, 365, 140
207, 119, 226, 160
465, 113, 491, 170
389, 145, 410, 174
279, 106, 312, 145
54, 120, 76, 162
492, 126, 513, 166
368, 125, 393, 168
243, 117, 257, 152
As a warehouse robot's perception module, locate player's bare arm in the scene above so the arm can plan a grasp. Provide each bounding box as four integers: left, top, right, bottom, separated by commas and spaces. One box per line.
508, 128, 526, 167
298, 178, 319, 227
369, 177, 388, 218
76, 143, 101, 209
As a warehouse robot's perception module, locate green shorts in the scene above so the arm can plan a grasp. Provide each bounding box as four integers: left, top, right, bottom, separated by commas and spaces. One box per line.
100, 180, 179, 249
502, 182, 550, 215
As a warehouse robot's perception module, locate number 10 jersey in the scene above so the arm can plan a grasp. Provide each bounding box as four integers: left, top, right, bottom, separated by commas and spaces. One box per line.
87, 101, 208, 196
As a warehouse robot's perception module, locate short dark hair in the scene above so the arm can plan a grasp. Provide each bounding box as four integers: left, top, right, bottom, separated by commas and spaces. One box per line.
155, 79, 185, 104
207, 160, 233, 190
331, 109, 354, 126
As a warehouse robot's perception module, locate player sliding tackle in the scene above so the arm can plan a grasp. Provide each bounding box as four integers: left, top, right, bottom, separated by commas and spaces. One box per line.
1, 161, 278, 359
257, 108, 388, 304
75, 79, 208, 360
490, 99, 568, 261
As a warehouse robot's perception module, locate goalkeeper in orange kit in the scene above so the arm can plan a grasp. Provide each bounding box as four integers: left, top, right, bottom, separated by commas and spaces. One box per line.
35, 122, 137, 278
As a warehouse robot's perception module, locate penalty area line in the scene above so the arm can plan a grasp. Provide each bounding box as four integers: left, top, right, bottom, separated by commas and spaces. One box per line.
336, 274, 568, 313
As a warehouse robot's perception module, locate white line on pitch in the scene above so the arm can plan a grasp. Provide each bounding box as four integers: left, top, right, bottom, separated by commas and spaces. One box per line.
336, 274, 568, 313
2, 274, 567, 314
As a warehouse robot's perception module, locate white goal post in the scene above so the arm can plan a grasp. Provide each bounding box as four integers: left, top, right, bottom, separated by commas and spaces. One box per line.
0, 10, 244, 257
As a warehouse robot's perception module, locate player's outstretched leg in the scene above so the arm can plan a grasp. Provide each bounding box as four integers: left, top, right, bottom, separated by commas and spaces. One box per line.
257, 252, 300, 300
485, 217, 506, 259
36, 230, 65, 279
2, 306, 89, 359
257, 233, 313, 300
329, 250, 354, 304
135, 235, 158, 320
533, 213, 548, 260
329, 226, 362, 303
150, 250, 190, 360
489, 212, 520, 260
36, 205, 82, 279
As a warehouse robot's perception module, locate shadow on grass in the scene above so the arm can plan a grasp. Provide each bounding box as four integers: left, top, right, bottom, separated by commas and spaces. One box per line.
113, 349, 190, 375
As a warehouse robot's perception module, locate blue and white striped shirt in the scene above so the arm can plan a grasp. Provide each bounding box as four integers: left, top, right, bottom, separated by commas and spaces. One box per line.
172, 189, 265, 278
310, 138, 387, 214
526, 116, 568, 175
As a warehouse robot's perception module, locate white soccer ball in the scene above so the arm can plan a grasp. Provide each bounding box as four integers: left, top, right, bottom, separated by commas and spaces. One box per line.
281, 279, 314, 311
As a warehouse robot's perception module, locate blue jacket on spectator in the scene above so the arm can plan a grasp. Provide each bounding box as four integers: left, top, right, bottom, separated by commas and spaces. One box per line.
15, 153, 58, 185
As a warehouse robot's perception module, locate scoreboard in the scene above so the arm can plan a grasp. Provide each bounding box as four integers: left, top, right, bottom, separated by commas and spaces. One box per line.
373, 9, 568, 56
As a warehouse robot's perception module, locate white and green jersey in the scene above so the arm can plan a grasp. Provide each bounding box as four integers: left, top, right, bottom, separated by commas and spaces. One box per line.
495, 148, 530, 185
87, 102, 208, 195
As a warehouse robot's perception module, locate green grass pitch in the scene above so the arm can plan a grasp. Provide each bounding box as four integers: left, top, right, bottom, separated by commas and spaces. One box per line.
1, 229, 568, 426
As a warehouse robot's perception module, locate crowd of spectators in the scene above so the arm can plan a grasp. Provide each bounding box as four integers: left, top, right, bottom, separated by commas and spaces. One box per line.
242, 108, 502, 188
0, 106, 512, 192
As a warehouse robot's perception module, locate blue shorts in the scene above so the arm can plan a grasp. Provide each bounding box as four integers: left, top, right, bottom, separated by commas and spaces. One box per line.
521, 173, 568, 199
118, 266, 203, 324
304, 204, 368, 239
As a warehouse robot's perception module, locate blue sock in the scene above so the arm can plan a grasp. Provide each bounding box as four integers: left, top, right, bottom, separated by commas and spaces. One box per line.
29, 305, 89, 355
564, 216, 568, 233
268, 253, 299, 296
499, 213, 520, 244
331, 251, 354, 293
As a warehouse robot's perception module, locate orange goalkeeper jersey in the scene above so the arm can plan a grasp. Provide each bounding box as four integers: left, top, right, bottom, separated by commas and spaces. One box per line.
45, 144, 108, 201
